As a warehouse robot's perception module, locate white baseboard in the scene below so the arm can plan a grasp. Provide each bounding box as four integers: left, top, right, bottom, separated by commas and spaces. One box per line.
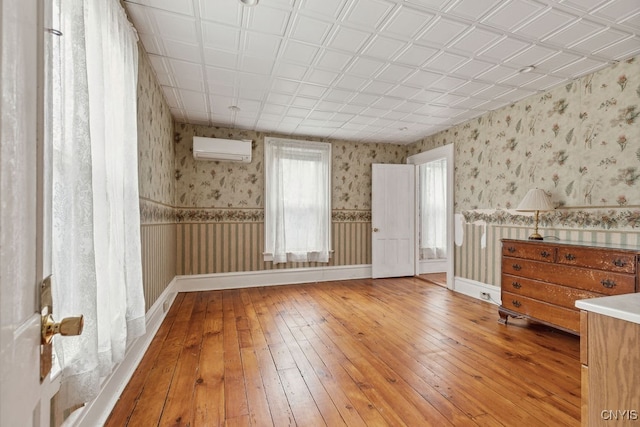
175, 264, 372, 292
453, 277, 501, 305
73, 278, 179, 427
418, 259, 448, 274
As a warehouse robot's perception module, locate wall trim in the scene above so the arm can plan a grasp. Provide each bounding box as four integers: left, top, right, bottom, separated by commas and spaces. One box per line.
175, 264, 372, 292
453, 277, 501, 305
73, 278, 179, 427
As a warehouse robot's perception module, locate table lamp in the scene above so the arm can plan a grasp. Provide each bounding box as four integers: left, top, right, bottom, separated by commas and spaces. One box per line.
516, 188, 554, 240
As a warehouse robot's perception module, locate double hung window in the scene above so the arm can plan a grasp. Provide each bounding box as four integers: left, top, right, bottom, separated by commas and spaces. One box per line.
264, 138, 332, 264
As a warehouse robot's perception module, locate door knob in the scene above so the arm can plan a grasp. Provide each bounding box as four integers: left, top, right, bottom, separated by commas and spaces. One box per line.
373, 227, 379, 232
41, 313, 84, 345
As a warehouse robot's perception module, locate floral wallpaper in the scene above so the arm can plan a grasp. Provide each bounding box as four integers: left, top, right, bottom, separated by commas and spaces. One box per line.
174, 124, 406, 215
409, 56, 640, 220
136, 47, 175, 211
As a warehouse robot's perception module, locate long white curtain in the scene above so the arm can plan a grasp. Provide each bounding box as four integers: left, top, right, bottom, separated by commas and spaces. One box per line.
51, 0, 145, 408
419, 159, 447, 260
265, 139, 332, 264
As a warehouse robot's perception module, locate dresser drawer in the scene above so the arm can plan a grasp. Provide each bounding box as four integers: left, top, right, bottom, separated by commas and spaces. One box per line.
502, 291, 580, 333
502, 274, 601, 311
502, 257, 635, 295
556, 246, 636, 274
502, 241, 555, 262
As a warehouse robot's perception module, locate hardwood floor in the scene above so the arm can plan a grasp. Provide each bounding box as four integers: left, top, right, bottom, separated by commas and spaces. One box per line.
416, 273, 447, 287
106, 278, 580, 427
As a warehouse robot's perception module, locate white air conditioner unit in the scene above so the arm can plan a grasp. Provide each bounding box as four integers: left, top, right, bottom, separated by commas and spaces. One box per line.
193, 137, 252, 163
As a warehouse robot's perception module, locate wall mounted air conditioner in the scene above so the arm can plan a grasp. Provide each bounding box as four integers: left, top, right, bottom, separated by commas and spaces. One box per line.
193, 137, 252, 163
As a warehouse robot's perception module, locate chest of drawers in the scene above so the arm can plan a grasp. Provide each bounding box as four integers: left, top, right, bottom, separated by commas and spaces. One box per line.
498, 239, 639, 334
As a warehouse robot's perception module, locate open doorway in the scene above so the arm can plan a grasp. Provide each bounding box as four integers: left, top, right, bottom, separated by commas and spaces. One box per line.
407, 145, 454, 289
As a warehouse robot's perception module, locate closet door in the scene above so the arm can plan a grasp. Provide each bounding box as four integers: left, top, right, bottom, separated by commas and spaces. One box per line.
371, 164, 415, 279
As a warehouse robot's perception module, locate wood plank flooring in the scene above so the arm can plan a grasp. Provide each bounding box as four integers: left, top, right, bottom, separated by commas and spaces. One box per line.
106, 278, 581, 427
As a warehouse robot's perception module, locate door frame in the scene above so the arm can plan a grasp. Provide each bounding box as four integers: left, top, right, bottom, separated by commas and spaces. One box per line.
407, 144, 455, 290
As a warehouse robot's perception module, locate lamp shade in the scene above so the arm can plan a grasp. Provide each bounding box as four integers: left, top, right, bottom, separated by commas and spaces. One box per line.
516, 188, 554, 212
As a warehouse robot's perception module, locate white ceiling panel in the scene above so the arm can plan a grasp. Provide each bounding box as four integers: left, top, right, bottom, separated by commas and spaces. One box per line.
483, 0, 547, 31
344, 0, 396, 29
479, 37, 532, 60
125, 0, 640, 143
595, 36, 640, 59
199, 0, 242, 25
450, 27, 503, 54
301, 0, 348, 19
162, 39, 201, 62
348, 57, 387, 76
569, 28, 630, 52
447, 0, 504, 21
203, 49, 238, 68
594, 0, 640, 23
247, 5, 291, 35
534, 51, 584, 74
290, 15, 334, 44
418, 17, 470, 47
395, 44, 439, 66
377, 63, 416, 82
452, 59, 495, 78
424, 51, 468, 72
201, 21, 241, 50
544, 19, 606, 47
506, 44, 558, 66
382, 6, 435, 38
559, 0, 609, 13
153, 11, 198, 43
327, 26, 371, 52
515, 8, 577, 40
134, 0, 194, 15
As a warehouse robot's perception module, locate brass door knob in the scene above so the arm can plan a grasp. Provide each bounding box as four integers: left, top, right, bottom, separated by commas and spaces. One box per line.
41, 314, 84, 345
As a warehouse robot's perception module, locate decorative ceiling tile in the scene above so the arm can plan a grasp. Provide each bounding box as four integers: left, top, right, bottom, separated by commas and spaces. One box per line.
515, 8, 578, 40
124, 0, 640, 143
343, 0, 396, 29
382, 6, 435, 39
418, 16, 470, 47
300, 0, 348, 19
482, 0, 546, 31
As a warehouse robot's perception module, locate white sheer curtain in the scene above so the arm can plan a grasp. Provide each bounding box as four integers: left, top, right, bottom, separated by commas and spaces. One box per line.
419, 159, 447, 260
51, 0, 145, 408
264, 138, 332, 264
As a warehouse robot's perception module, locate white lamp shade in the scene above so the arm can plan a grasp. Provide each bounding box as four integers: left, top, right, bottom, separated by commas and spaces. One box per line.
516, 188, 554, 212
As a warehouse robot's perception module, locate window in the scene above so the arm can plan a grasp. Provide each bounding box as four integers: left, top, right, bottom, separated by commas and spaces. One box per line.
264, 137, 332, 264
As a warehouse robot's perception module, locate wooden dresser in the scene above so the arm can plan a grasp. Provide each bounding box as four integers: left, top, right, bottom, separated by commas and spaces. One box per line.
499, 239, 640, 334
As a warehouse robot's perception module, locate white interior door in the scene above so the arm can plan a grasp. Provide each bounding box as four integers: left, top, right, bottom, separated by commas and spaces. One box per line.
371, 164, 415, 278
1, 0, 58, 425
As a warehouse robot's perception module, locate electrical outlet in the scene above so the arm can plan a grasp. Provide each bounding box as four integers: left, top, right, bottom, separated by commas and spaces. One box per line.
480, 292, 491, 300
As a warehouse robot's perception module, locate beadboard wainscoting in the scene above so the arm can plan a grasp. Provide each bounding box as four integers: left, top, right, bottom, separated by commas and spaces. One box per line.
456, 215, 640, 290
140, 223, 177, 311
176, 214, 372, 275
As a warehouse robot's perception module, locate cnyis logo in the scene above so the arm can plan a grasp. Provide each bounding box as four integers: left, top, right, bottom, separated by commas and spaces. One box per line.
601, 410, 639, 421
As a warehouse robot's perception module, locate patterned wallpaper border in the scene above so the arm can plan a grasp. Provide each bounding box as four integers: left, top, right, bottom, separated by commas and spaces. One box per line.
140, 198, 176, 224
175, 208, 372, 223
463, 208, 640, 230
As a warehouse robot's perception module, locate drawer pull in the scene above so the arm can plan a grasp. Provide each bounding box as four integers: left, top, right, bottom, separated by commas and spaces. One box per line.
512, 282, 522, 289
613, 259, 627, 268
507, 246, 516, 253
540, 250, 551, 258
564, 253, 576, 261
512, 300, 522, 308
512, 264, 522, 271
601, 279, 616, 289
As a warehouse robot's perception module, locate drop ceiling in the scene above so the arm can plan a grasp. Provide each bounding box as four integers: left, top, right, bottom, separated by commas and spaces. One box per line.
123, 0, 640, 144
